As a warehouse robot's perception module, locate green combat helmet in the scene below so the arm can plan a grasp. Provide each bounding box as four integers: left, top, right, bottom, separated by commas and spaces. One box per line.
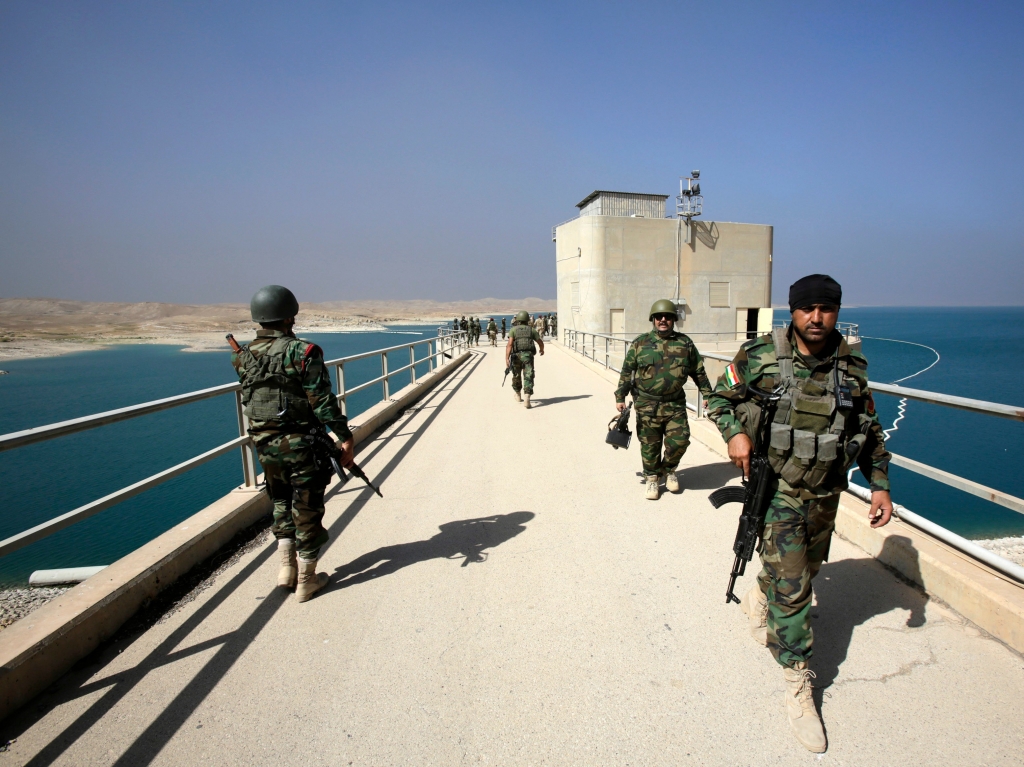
251, 285, 300, 323
648, 298, 678, 321
514, 310, 530, 325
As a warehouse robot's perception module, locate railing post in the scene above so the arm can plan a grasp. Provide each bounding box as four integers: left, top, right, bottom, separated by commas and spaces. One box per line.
336, 362, 347, 416
428, 339, 435, 373
234, 390, 259, 487
410, 345, 416, 386
382, 352, 390, 400
605, 337, 609, 369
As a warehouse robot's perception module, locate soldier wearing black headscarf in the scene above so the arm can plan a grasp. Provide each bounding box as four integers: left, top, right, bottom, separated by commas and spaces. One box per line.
706, 274, 893, 753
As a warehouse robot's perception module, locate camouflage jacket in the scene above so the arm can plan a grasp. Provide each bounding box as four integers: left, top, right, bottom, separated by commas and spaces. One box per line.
231, 329, 352, 446
615, 330, 713, 404
487, 321, 497, 333
706, 328, 890, 496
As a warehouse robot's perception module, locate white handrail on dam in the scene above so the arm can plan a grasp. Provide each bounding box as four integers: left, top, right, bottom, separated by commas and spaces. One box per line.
0, 330, 470, 559
562, 327, 1024, 583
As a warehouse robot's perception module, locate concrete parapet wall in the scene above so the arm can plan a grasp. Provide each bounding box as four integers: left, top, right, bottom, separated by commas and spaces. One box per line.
0, 350, 471, 722
554, 341, 1024, 654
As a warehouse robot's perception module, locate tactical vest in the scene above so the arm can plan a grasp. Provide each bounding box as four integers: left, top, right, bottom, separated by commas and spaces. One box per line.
510, 325, 536, 354
235, 337, 313, 424
764, 328, 868, 489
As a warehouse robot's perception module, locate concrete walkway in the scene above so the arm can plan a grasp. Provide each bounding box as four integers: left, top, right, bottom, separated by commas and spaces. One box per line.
3, 342, 1022, 766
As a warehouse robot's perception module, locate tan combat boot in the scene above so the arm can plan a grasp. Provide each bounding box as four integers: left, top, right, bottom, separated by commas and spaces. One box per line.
277, 539, 297, 589
645, 475, 660, 500
665, 472, 680, 493
514, 390, 522, 403
295, 559, 329, 603
740, 585, 768, 646
524, 394, 531, 409
783, 662, 827, 753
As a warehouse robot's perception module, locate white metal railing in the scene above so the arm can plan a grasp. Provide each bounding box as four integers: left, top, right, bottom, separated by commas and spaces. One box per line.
562, 329, 705, 417
0, 330, 470, 559
563, 327, 1024, 582
551, 215, 580, 242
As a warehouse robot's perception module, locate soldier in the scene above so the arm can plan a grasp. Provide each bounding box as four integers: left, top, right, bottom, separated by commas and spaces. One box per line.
614, 299, 712, 500
543, 314, 550, 337
453, 317, 459, 333
487, 317, 498, 346
471, 316, 481, 346
459, 315, 468, 343
231, 285, 354, 603
505, 310, 544, 408
706, 274, 893, 753
501, 317, 507, 339
550, 313, 557, 340
533, 313, 545, 338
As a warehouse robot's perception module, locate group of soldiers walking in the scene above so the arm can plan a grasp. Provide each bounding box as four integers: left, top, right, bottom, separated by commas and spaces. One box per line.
234, 276, 891, 754
452, 316, 505, 347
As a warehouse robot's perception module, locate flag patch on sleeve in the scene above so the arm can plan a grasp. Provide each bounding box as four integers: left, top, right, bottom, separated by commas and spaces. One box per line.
724, 363, 742, 388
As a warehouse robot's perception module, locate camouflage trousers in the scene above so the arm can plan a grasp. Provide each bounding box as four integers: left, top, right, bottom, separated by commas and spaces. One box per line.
756, 489, 840, 668
488, 330, 497, 346
510, 352, 535, 394
256, 433, 332, 561
635, 400, 690, 476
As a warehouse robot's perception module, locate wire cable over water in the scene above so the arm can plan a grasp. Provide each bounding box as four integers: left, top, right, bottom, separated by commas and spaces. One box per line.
860, 336, 940, 441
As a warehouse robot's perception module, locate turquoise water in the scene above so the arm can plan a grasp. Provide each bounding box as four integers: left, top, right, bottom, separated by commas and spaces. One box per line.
0, 310, 1020, 584
840, 307, 1024, 542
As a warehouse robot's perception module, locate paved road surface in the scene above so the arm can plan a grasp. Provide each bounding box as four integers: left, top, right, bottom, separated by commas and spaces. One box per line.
4, 342, 1023, 765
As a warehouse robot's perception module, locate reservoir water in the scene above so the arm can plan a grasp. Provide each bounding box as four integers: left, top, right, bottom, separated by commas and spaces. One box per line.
0, 309, 1021, 585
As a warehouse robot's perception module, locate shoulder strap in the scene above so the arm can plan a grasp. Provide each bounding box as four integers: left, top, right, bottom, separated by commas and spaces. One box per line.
772, 326, 794, 385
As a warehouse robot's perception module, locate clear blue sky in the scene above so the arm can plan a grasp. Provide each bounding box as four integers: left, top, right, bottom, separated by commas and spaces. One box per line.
1, 1, 1021, 305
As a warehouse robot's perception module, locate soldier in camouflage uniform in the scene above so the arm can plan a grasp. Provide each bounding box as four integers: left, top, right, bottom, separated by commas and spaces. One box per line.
500, 317, 507, 339
706, 274, 893, 753
505, 310, 544, 408
487, 318, 498, 346
472, 317, 482, 346
615, 299, 712, 500
549, 313, 557, 340
232, 285, 354, 603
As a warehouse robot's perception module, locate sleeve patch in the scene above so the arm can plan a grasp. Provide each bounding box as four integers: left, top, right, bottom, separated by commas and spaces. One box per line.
723, 363, 742, 388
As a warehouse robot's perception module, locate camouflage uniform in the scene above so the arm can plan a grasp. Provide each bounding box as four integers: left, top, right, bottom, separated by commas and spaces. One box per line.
509, 324, 541, 394
706, 327, 891, 668
550, 314, 557, 339
615, 330, 713, 477
501, 318, 507, 339
487, 319, 498, 346
232, 329, 352, 561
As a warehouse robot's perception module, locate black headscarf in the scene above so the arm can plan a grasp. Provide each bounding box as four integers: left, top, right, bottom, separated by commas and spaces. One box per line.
789, 274, 842, 312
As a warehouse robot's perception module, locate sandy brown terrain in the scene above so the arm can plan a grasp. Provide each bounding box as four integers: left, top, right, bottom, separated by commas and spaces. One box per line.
0, 297, 555, 360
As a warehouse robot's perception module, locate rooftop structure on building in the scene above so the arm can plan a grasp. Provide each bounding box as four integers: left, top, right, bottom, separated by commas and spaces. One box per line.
575, 190, 670, 219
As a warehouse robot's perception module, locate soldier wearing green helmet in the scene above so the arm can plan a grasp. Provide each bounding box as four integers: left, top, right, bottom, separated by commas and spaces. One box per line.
614, 299, 713, 500
505, 310, 544, 408
231, 285, 354, 603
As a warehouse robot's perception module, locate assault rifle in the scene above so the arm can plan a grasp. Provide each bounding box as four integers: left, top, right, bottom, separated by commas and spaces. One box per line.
307, 425, 384, 498
708, 385, 782, 604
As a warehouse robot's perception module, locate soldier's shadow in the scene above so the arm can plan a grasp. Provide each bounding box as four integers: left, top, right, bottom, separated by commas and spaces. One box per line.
675, 461, 742, 490
331, 511, 535, 589
810, 536, 928, 689
530, 395, 592, 408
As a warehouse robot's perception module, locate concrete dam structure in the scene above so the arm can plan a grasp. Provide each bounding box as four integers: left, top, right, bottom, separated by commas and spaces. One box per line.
0, 329, 1022, 765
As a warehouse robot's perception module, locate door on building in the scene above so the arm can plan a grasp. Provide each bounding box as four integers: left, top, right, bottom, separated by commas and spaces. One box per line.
610, 309, 625, 338
736, 308, 759, 340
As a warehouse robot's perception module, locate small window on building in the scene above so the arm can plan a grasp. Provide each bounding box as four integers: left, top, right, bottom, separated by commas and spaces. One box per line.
571, 281, 580, 308
709, 282, 731, 308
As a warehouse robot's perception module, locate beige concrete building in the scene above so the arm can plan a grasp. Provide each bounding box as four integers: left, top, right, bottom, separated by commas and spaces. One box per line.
554, 190, 774, 346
